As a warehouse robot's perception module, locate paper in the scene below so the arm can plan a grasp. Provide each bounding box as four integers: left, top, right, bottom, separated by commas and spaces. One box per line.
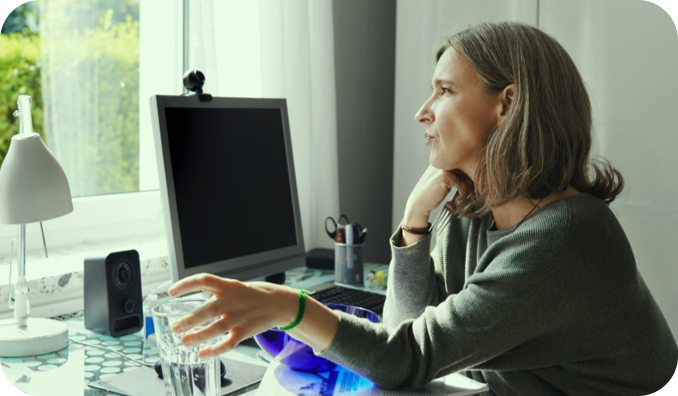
255, 360, 489, 396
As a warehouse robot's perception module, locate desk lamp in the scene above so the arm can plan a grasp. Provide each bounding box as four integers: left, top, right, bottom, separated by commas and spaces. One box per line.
0, 95, 74, 357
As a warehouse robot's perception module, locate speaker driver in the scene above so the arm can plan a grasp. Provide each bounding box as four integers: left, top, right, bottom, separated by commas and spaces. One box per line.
112, 260, 133, 288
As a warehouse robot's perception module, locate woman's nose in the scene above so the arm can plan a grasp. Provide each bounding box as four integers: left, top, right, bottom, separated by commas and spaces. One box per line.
414, 103, 433, 124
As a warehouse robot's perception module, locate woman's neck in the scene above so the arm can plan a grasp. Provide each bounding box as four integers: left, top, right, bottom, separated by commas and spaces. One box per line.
491, 185, 580, 230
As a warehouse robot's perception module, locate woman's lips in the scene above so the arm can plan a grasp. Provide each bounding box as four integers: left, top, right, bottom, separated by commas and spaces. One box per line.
425, 133, 434, 143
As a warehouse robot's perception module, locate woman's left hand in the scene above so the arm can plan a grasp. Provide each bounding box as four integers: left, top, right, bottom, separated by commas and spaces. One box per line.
166, 273, 297, 358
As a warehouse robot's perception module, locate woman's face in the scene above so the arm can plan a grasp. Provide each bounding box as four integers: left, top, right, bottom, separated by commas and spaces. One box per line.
415, 47, 506, 181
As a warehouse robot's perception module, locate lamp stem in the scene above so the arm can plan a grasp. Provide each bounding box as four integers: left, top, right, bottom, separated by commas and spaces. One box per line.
14, 224, 30, 326
40, 222, 48, 258
19, 224, 25, 278
16, 95, 34, 135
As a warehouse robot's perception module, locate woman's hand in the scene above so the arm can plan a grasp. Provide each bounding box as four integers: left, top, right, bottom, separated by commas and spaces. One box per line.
166, 274, 298, 358
401, 166, 472, 246
404, 165, 471, 224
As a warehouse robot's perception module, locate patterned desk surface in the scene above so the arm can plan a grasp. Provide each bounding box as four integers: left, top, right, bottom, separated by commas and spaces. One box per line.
0, 264, 388, 395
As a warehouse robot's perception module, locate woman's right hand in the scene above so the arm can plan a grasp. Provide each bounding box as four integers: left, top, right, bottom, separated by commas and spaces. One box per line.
402, 165, 471, 238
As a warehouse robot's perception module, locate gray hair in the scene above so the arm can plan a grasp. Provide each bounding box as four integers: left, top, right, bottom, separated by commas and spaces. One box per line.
435, 21, 624, 218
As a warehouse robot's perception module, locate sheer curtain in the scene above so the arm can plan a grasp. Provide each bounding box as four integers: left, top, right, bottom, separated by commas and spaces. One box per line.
187, 0, 340, 251
38, 0, 141, 198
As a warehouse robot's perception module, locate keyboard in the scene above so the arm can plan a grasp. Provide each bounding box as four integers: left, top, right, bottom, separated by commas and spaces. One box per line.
311, 286, 386, 315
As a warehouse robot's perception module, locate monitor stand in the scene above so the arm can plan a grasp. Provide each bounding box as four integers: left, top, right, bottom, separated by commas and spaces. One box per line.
264, 272, 285, 285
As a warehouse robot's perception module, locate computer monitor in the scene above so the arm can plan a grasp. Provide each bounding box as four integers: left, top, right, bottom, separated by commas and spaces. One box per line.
149, 95, 306, 283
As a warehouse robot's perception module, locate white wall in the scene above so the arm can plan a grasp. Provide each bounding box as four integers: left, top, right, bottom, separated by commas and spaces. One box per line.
393, 0, 678, 336
539, 0, 678, 336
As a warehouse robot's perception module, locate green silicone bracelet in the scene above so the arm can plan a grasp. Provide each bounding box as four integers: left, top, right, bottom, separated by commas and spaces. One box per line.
277, 289, 315, 331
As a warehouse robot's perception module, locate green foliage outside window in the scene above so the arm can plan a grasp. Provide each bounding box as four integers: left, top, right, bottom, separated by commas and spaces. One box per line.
1, 3, 140, 196
0, 33, 43, 166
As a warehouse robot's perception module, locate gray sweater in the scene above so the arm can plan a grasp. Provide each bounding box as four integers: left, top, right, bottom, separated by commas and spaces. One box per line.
316, 193, 678, 395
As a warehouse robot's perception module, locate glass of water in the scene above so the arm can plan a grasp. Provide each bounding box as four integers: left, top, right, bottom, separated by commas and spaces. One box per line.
152, 299, 224, 396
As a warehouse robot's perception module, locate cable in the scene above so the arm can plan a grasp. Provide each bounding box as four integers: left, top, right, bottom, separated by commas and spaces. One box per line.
68, 337, 153, 368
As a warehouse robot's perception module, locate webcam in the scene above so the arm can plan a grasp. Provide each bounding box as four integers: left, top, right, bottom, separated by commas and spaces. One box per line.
183, 70, 212, 101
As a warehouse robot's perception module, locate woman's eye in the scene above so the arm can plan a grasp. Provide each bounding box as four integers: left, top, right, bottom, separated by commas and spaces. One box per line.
440, 87, 451, 95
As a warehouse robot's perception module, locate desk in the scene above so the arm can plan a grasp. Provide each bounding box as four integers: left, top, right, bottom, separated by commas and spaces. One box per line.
0, 264, 388, 396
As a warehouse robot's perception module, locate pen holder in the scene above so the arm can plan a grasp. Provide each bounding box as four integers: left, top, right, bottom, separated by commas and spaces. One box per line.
334, 242, 364, 285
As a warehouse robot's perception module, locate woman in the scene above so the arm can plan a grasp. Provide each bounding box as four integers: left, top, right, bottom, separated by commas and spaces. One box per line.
166, 21, 678, 395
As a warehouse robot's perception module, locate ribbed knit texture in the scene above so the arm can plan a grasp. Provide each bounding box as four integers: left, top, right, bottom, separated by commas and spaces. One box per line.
315, 193, 677, 395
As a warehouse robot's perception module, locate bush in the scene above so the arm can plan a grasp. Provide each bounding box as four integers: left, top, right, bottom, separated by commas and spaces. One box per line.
0, 33, 43, 166
1, 8, 140, 196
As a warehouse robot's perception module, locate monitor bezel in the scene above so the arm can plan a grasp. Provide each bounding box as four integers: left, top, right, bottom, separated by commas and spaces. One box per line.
150, 95, 306, 283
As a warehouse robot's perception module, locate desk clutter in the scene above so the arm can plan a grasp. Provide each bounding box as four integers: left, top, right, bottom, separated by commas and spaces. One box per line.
0, 304, 488, 396
0, 265, 394, 395
324, 215, 369, 285
325, 215, 368, 245
0, 312, 268, 396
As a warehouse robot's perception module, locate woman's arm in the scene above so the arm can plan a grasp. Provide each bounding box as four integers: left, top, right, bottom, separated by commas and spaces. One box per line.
286, 296, 340, 353
166, 275, 341, 357
383, 230, 441, 327
166, 167, 469, 358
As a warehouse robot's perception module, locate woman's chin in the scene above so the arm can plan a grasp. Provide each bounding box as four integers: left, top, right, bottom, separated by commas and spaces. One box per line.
429, 156, 454, 171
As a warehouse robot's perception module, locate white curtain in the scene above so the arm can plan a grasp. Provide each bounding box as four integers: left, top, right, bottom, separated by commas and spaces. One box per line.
38, 0, 141, 198
187, 0, 340, 251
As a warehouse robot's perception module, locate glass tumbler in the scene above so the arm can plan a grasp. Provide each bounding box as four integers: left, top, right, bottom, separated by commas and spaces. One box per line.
152, 299, 224, 396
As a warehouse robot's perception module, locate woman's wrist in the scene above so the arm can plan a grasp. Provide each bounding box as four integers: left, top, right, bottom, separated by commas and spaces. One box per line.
265, 284, 301, 329
401, 206, 430, 246
287, 296, 339, 353
403, 205, 430, 229
277, 289, 315, 331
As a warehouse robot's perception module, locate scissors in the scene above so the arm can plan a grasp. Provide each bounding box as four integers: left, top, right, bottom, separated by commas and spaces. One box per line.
325, 214, 350, 240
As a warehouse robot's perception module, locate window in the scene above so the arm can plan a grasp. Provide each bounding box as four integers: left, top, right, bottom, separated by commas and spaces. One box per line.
0, 0, 183, 258
3, 0, 141, 196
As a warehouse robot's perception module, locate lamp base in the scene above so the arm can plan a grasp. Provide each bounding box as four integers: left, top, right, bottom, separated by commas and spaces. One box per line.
0, 317, 69, 357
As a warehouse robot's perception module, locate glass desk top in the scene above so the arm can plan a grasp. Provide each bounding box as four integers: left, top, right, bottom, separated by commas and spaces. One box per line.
0, 264, 388, 396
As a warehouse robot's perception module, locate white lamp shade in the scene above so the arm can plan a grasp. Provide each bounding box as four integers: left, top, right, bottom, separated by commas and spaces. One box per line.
0, 132, 73, 224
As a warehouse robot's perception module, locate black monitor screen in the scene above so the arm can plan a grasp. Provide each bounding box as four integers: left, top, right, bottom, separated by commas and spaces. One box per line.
164, 107, 298, 270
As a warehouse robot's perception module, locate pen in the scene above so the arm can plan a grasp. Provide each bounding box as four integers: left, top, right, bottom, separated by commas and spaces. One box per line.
336, 226, 345, 243
346, 224, 354, 269
359, 228, 368, 244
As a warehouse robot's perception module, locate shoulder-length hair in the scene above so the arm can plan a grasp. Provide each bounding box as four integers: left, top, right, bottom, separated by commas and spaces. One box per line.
437, 21, 624, 218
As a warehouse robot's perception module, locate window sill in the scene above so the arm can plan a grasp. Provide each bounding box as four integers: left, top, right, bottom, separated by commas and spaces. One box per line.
0, 236, 172, 320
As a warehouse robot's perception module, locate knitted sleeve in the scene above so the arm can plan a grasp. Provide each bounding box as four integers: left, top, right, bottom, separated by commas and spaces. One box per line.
315, 218, 564, 390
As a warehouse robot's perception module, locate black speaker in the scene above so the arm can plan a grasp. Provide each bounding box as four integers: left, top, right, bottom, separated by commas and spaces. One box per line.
84, 250, 143, 337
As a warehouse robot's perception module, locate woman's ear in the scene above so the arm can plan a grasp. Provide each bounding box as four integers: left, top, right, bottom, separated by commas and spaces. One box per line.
499, 84, 515, 117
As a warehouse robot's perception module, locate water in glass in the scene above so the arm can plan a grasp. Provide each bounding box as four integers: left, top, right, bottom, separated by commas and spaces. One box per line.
153, 299, 223, 396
